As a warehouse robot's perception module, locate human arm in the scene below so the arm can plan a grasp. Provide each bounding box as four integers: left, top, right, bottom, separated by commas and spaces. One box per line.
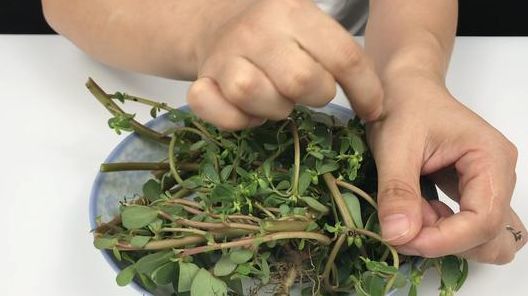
43, 0, 384, 130
365, 0, 526, 263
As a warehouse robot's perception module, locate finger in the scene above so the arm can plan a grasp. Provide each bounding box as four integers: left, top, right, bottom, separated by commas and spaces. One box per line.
458, 208, 526, 265
210, 56, 294, 120
243, 41, 337, 107
422, 199, 440, 227
293, 8, 383, 121
370, 121, 424, 245
429, 200, 455, 218
398, 200, 454, 255
187, 77, 263, 130
397, 150, 515, 257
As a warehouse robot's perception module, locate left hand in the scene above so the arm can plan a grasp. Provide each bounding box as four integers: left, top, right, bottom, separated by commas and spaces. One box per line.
368, 72, 527, 264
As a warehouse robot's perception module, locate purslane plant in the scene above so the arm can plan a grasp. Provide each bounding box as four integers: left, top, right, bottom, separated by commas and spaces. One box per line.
88, 78, 468, 296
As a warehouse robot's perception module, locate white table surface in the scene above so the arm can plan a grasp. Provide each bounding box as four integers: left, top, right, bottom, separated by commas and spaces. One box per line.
1, 35, 527, 296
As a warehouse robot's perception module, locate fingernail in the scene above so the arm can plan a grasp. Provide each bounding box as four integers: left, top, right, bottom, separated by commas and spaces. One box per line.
248, 118, 266, 128
397, 246, 421, 256
382, 214, 410, 242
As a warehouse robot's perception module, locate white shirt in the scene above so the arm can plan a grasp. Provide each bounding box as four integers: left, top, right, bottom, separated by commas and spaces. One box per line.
314, 0, 369, 34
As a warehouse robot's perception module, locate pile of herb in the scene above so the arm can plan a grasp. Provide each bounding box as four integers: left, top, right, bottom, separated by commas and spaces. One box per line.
87, 78, 468, 296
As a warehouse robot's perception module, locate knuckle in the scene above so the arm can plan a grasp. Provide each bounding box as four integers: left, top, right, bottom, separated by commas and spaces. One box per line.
379, 179, 419, 203
335, 42, 362, 74
187, 82, 208, 111
281, 69, 314, 99
225, 74, 259, 104
362, 88, 384, 121
378, 179, 419, 215
495, 251, 515, 265
481, 214, 503, 241
504, 141, 519, 163
310, 80, 337, 108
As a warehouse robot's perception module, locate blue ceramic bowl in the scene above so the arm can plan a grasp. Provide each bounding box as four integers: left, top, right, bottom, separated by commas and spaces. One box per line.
89, 103, 402, 295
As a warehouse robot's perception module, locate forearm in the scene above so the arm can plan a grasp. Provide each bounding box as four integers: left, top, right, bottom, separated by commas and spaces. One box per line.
42, 0, 253, 80
365, 0, 458, 84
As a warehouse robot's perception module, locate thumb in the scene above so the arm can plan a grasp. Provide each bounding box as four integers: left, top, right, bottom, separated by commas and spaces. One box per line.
373, 135, 423, 246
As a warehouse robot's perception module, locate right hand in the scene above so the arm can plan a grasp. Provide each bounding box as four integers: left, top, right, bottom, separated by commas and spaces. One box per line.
187, 0, 383, 130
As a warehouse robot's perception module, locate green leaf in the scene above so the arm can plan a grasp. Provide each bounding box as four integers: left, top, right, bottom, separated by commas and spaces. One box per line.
93, 237, 118, 249
178, 262, 200, 292
148, 219, 163, 234
259, 258, 270, 284
311, 111, 334, 127
441, 256, 462, 289
143, 179, 162, 201
298, 170, 312, 195
112, 92, 126, 103
342, 193, 363, 228
135, 250, 173, 275
279, 204, 290, 215
300, 196, 329, 214
229, 249, 254, 264
275, 180, 291, 190
220, 165, 233, 182
225, 278, 244, 295
213, 255, 238, 277
211, 183, 235, 202
202, 162, 220, 184
408, 284, 418, 296
262, 160, 272, 178
121, 205, 159, 230
316, 160, 339, 175
150, 106, 158, 118
152, 262, 176, 286
235, 167, 249, 178
138, 273, 158, 291
116, 265, 136, 287
107, 113, 135, 135
391, 272, 408, 289
455, 259, 469, 291
112, 247, 122, 261
168, 109, 191, 122
362, 257, 398, 275
182, 176, 203, 189
350, 134, 365, 154
130, 236, 151, 249
363, 272, 386, 296
309, 151, 324, 160
190, 140, 207, 151
191, 268, 228, 296
235, 263, 252, 276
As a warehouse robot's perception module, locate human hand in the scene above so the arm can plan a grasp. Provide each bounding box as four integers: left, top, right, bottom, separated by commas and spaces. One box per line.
186, 0, 383, 130
368, 73, 526, 264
